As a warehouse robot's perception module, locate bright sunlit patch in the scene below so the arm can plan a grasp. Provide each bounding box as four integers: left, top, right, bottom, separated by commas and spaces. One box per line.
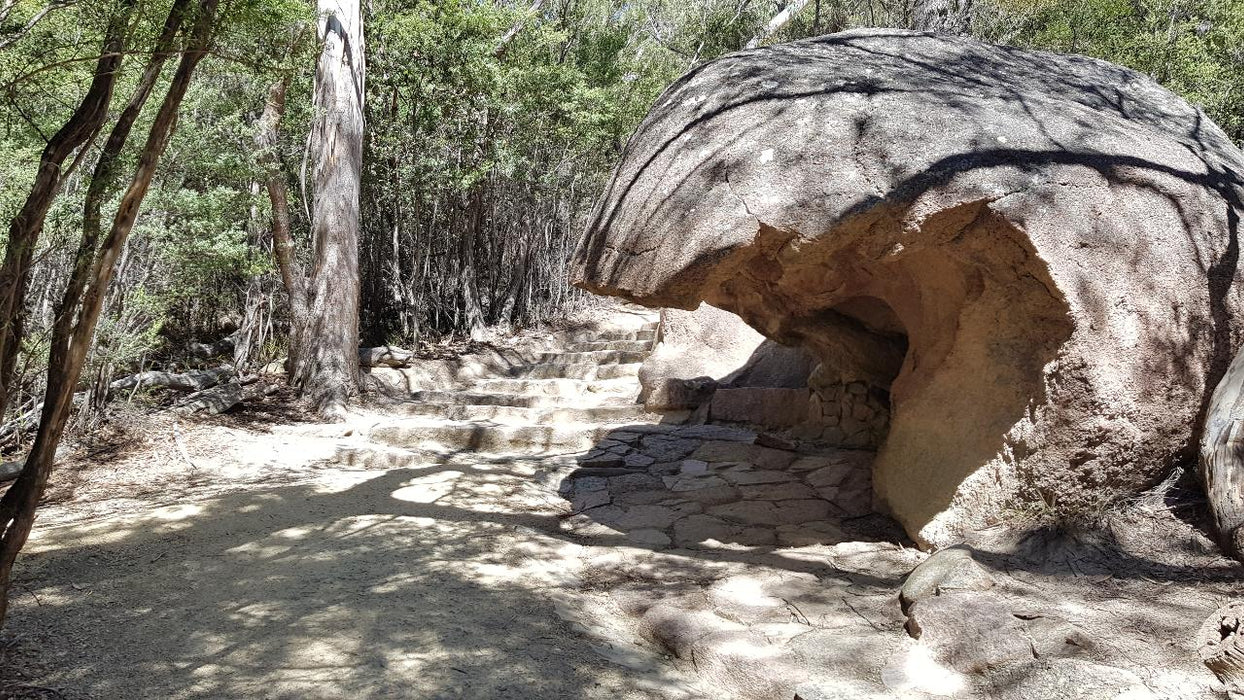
711, 576, 782, 608
880, 643, 968, 697
148, 503, 204, 521
712, 635, 782, 660
390, 471, 463, 503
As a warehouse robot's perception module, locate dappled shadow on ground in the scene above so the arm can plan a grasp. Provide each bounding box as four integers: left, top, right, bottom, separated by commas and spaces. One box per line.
1, 433, 917, 699
5, 418, 1240, 698
3, 459, 699, 699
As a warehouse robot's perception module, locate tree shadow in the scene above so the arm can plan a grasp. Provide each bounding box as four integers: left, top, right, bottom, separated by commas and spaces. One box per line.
4, 460, 701, 698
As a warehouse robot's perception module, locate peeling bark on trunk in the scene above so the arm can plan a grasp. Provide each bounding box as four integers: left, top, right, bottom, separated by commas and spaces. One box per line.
0, 0, 218, 629
291, 0, 364, 417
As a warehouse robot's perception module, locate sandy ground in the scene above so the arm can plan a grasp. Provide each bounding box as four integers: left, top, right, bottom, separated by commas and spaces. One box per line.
0, 309, 1240, 699
1, 402, 700, 699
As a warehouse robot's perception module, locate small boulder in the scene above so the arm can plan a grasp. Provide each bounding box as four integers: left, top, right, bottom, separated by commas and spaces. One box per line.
905, 590, 1087, 674
899, 546, 996, 613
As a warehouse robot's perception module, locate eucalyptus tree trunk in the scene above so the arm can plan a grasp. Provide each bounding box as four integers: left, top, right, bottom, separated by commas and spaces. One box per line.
745, 0, 812, 49
292, 0, 364, 417
0, 0, 219, 629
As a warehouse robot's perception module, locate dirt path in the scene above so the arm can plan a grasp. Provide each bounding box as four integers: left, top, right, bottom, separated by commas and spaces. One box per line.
2, 306, 1241, 699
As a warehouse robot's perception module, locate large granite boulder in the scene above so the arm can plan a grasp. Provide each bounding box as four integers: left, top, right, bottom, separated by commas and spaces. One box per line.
573, 29, 1244, 546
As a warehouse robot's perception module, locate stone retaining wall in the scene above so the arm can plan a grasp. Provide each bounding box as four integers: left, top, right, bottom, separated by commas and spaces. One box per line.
799, 380, 890, 449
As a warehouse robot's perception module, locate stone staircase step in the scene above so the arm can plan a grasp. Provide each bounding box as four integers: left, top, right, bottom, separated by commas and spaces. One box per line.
368, 419, 628, 453
470, 377, 639, 399
566, 339, 654, 353
389, 402, 652, 424
560, 327, 657, 344
333, 443, 434, 470
406, 389, 638, 408
523, 350, 649, 366
507, 363, 640, 381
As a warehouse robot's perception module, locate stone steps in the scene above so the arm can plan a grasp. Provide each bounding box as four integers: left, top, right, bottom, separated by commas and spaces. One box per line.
558, 327, 657, 344
370, 313, 659, 455
506, 363, 640, 381
522, 349, 649, 366
389, 402, 654, 425
368, 419, 621, 454
405, 389, 640, 408
565, 339, 654, 353
470, 377, 639, 399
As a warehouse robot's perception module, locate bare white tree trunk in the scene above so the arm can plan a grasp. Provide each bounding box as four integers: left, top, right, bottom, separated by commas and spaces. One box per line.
745, 0, 812, 50
294, 0, 365, 418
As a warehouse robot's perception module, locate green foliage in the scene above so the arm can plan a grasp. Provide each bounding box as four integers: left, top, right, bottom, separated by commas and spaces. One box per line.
0, 0, 1240, 402
983, 0, 1244, 140
90, 288, 166, 372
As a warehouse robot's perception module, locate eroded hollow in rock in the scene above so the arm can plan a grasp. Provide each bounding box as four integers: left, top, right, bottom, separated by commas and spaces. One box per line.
701, 204, 1075, 540
794, 297, 909, 450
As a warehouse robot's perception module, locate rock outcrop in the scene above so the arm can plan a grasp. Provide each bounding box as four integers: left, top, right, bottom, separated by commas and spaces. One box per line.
638, 302, 817, 432
1200, 349, 1244, 558
638, 303, 768, 409
572, 29, 1244, 546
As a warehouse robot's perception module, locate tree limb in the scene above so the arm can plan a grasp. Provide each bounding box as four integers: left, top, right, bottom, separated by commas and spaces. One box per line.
745, 0, 812, 49
0, 0, 77, 52
494, 0, 546, 58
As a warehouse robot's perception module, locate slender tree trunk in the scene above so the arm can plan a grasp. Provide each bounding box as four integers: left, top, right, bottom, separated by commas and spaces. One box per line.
0, 0, 219, 629
256, 77, 309, 363
292, 0, 364, 417
0, 0, 134, 421
493, 0, 546, 58
460, 188, 487, 341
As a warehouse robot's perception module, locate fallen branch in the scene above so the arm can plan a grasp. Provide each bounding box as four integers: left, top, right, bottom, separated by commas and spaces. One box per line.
0, 460, 20, 483
359, 346, 414, 368
1200, 601, 1244, 697
0, 401, 41, 443
170, 419, 196, 469
188, 334, 236, 358
109, 366, 233, 392
0, 446, 70, 484
173, 377, 271, 415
